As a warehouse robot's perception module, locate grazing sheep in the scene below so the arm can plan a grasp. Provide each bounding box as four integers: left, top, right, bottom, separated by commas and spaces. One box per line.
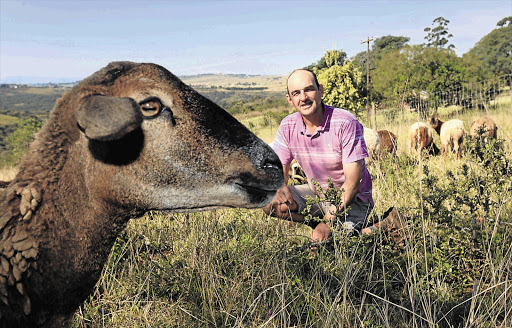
0, 62, 283, 327
376, 130, 397, 158
470, 116, 497, 143
430, 114, 465, 158
363, 127, 380, 161
409, 122, 440, 156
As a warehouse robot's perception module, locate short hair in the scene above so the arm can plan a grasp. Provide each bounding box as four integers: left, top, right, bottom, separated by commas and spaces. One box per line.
286, 69, 320, 95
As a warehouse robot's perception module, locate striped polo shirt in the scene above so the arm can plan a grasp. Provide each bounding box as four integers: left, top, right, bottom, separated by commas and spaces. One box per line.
272, 105, 373, 205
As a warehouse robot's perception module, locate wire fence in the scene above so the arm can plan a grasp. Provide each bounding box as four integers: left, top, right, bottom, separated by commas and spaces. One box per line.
378, 74, 512, 119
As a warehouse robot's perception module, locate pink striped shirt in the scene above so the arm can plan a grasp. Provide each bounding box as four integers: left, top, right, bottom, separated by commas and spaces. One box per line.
272, 105, 373, 205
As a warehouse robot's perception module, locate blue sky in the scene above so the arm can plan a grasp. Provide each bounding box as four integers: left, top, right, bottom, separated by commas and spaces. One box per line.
1, 0, 510, 83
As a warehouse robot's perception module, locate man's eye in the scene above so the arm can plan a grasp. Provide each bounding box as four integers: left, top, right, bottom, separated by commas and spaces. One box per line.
291, 92, 299, 97
139, 99, 162, 117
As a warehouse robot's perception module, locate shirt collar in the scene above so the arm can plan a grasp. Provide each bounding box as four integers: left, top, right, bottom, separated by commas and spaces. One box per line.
298, 104, 332, 136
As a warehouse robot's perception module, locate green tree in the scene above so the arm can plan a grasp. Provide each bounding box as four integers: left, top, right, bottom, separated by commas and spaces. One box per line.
317, 59, 364, 115
2, 117, 43, 166
465, 18, 512, 77
304, 49, 347, 72
373, 45, 467, 108
424, 17, 455, 50
497, 16, 512, 27
352, 35, 410, 102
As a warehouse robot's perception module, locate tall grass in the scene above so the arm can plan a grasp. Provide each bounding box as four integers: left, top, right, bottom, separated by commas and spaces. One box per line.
67, 106, 512, 327
1, 104, 510, 327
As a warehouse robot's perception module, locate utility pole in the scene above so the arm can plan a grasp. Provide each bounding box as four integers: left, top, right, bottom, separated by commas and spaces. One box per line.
361, 37, 374, 126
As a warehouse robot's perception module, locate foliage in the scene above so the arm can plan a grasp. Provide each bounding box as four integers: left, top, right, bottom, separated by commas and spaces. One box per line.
497, 16, 512, 27
373, 45, 468, 108
317, 59, 365, 115
465, 20, 512, 77
352, 35, 410, 82
304, 49, 347, 72
1, 117, 44, 166
424, 16, 455, 50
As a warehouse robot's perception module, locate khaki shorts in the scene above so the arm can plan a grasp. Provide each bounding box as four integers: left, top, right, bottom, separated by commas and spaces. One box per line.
289, 184, 373, 231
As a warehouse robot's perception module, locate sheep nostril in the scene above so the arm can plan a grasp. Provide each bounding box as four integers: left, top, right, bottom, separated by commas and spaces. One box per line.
263, 163, 278, 170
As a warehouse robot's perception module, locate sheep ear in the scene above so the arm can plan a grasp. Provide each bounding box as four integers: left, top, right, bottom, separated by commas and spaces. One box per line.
76, 95, 143, 141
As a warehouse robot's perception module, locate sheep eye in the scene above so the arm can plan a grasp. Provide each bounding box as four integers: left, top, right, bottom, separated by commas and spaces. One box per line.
139, 99, 162, 117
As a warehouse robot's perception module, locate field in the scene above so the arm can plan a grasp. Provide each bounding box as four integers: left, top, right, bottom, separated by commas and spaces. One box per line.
180, 74, 287, 93
67, 101, 512, 327
1, 86, 511, 327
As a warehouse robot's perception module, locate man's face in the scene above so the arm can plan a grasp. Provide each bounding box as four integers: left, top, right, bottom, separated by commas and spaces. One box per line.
286, 70, 324, 118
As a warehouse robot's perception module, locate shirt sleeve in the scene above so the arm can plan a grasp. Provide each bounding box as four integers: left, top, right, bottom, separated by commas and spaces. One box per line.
340, 119, 368, 163
272, 124, 293, 165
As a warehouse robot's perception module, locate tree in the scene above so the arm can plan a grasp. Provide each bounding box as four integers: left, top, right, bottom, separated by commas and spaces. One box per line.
424, 17, 455, 50
317, 59, 364, 116
351, 35, 410, 103
372, 35, 410, 59
373, 45, 467, 110
304, 49, 347, 72
2, 117, 44, 166
465, 18, 512, 77
497, 16, 512, 27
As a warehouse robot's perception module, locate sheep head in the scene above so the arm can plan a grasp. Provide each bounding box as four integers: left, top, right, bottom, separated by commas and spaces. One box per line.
66, 61, 284, 212
429, 114, 439, 129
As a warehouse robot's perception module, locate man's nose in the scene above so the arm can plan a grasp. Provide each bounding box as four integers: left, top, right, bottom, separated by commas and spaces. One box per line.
299, 90, 308, 101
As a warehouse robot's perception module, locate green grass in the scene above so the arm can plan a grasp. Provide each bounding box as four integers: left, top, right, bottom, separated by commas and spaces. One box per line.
66, 105, 512, 327
0, 114, 19, 126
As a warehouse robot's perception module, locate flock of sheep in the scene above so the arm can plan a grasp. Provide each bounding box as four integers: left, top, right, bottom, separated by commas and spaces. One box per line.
362, 114, 497, 162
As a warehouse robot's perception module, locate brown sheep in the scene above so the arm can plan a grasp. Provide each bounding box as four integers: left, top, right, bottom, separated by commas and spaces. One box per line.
470, 116, 497, 143
409, 122, 440, 156
430, 114, 465, 158
0, 62, 283, 327
377, 130, 397, 158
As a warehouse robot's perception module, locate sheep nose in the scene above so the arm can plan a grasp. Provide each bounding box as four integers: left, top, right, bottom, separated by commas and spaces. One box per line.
258, 148, 284, 187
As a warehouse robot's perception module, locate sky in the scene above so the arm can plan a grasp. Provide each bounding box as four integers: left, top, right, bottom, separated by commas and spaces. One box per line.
1, 0, 511, 83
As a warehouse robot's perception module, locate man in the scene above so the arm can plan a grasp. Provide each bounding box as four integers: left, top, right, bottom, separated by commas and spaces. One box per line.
263, 69, 373, 242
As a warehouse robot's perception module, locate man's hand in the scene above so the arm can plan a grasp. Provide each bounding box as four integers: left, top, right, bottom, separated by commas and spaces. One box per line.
311, 222, 331, 242
263, 185, 297, 218
275, 185, 297, 212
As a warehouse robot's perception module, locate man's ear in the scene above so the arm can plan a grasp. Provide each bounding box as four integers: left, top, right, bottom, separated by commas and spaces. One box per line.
286, 94, 293, 106
76, 95, 143, 141
319, 84, 324, 98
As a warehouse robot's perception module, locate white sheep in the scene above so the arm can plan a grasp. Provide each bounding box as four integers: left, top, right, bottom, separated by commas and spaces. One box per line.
363, 127, 380, 161
409, 122, 440, 156
430, 114, 465, 158
0, 62, 283, 327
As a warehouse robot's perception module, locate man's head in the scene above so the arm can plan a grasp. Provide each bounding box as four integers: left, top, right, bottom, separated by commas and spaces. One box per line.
286, 69, 324, 119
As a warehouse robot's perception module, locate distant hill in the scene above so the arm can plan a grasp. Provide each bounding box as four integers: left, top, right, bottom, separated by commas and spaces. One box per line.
180, 74, 286, 93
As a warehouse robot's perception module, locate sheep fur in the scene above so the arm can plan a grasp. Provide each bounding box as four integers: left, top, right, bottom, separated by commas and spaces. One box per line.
470, 116, 497, 143
430, 115, 465, 158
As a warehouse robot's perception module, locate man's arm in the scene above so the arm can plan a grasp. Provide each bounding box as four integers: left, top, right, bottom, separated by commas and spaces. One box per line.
325, 159, 363, 220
